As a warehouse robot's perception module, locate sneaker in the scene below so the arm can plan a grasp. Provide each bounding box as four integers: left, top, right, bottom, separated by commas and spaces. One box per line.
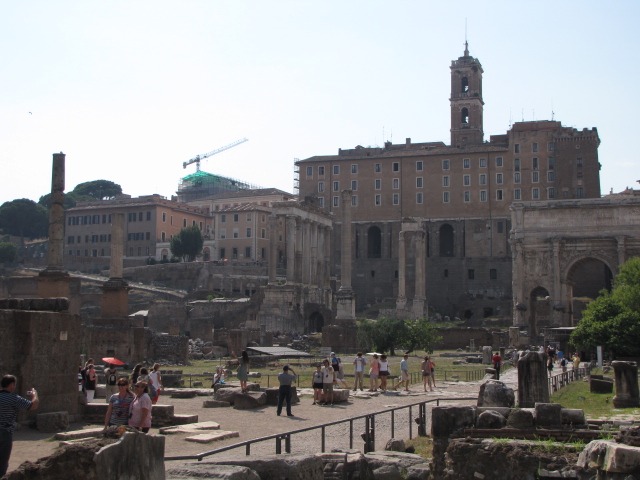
312, 401, 316, 405
287, 413, 294, 417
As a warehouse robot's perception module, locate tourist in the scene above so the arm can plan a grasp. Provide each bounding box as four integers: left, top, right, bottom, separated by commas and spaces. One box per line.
237, 351, 250, 393
212, 367, 225, 387
421, 356, 434, 392
353, 352, 367, 391
492, 351, 502, 380
129, 363, 142, 387
428, 357, 437, 388
80, 358, 94, 395
0, 375, 39, 477
378, 355, 390, 392
104, 363, 119, 403
85, 364, 97, 402
137, 368, 155, 399
276, 365, 296, 417
104, 377, 134, 428
331, 352, 343, 382
572, 352, 581, 371
321, 359, 335, 405
128, 381, 152, 433
398, 354, 410, 391
148, 363, 163, 404
369, 354, 380, 391
312, 364, 323, 405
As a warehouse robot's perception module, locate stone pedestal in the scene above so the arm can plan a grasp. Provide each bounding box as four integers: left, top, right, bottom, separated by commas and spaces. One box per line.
612, 361, 640, 408
482, 346, 492, 364
517, 351, 549, 407
101, 278, 130, 318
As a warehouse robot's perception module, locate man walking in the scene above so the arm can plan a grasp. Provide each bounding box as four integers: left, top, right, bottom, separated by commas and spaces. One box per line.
492, 351, 502, 380
276, 366, 296, 417
353, 352, 366, 391
398, 354, 410, 391
0, 375, 39, 477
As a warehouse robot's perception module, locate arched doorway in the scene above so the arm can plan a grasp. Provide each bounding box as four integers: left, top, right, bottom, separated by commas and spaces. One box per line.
529, 286, 551, 339
566, 257, 613, 323
309, 311, 324, 333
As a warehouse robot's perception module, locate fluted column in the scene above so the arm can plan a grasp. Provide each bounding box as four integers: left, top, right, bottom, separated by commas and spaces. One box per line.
110, 213, 125, 279
396, 230, 407, 309
268, 215, 278, 283
302, 219, 311, 285
412, 231, 426, 317
286, 215, 296, 282
46, 152, 66, 271
324, 226, 332, 289
339, 190, 352, 291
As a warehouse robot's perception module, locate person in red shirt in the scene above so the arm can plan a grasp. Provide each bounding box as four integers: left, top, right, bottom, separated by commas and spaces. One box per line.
492, 352, 503, 380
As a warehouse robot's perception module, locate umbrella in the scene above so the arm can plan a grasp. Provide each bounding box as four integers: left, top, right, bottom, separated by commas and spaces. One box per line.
102, 357, 125, 366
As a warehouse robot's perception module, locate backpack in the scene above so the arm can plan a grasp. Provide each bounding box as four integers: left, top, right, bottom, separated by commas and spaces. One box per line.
107, 370, 117, 386
560, 358, 567, 367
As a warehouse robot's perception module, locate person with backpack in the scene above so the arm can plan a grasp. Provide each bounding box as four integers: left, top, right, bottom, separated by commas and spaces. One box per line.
104, 364, 119, 403
148, 363, 163, 404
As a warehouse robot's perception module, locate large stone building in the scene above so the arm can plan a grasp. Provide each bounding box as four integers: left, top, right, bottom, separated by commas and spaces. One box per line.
295, 43, 601, 320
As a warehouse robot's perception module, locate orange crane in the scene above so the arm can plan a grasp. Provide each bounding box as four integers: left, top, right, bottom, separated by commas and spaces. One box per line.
182, 138, 249, 171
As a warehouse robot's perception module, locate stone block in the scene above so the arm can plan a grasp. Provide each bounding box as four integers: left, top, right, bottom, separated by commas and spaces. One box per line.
184, 430, 240, 443
506, 408, 534, 429
208, 453, 325, 480
476, 410, 506, 429
578, 440, 640, 474
160, 421, 220, 435
477, 380, 515, 408
590, 377, 614, 394
560, 408, 586, 427
203, 399, 231, 408
431, 406, 476, 438
316, 452, 374, 480
384, 438, 406, 452
534, 403, 562, 428
233, 391, 267, 410
170, 390, 198, 399
54, 427, 105, 441
172, 414, 199, 425
94, 431, 165, 480
166, 463, 261, 479
214, 386, 243, 405
36, 411, 69, 433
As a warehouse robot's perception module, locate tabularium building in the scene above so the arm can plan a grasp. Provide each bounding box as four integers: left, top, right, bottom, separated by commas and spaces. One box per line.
295, 43, 601, 322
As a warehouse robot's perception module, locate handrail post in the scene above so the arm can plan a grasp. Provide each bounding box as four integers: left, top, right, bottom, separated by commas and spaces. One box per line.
321, 426, 326, 452
391, 410, 395, 439
409, 405, 413, 439
349, 420, 353, 449
285, 434, 291, 453
276, 435, 282, 454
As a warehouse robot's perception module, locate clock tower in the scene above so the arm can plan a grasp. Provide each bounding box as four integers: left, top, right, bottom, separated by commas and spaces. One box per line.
450, 42, 484, 147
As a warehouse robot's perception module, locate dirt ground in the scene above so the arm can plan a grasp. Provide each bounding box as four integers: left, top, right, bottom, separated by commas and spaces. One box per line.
7, 374, 497, 474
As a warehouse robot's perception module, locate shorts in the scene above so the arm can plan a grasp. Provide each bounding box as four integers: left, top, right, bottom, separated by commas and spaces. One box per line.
422, 371, 430, 377
369, 371, 379, 379
401, 371, 409, 381
313, 382, 323, 389
379, 371, 389, 377
323, 383, 334, 393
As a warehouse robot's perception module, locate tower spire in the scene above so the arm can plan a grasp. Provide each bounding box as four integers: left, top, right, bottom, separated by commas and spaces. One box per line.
464, 40, 469, 57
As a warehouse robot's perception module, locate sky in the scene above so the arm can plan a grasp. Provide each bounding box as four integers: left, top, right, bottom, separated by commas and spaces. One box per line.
1, 1, 638, 205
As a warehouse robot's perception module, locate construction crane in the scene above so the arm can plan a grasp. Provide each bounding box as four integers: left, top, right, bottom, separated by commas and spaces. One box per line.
182, 138, 249, 171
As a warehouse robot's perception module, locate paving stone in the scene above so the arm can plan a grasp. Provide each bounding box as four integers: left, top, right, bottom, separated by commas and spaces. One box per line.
54, 427, 105, 441
185, 430, 240, 444
160, 421, 221, 435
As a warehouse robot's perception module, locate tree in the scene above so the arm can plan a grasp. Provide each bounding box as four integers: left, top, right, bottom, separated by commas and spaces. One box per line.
570, 257, 640, 358
402, 317, 442, 354
72, 180, 122, 200
38, 191, 82, 209
0, 242, 17, 263
170, 225, 203, 262
0, 199, 48, 239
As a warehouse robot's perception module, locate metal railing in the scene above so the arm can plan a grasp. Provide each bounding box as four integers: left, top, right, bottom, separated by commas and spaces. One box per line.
164, 396, 476, 461
547, 366, 586, 392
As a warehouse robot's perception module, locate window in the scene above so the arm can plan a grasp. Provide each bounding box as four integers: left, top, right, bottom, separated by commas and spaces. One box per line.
375, 163, 381, 173
183, 219, 187, 227
374, 179, 381, 190
246, 214, 251, 221
532, 171, 539, 183
392, 178, 399, 189
442, 176, 450, 187
576, 157, 583, 167
548, 142, 554, 152
351, 195, 357, 206
318, 181, 324, 192
219, 248, 225, 259
318, 166, 325, 176
532, 188, 540, 200
333, 181, 339, 192
496, 156, 503, 167
221, 214, 226, 223
351, 180, 357, 191
548, 187, 555, 199
514, 189, 521, 200
261, 228, 266, 239
416, 160, 423, 171
463, 174, 470, 187
443, 191, 450, 203
161, 232, 166, 241
416, 177, 423, 188
479, 173, 487, 186
463, 158, 470, 169
333, 165, 340, 174
533, 157, 539, 170
464, 191, 471, 203
532, 142, 538, 153
146, 211, 151, 221
514, 172, 521, 184
306, 166, 313, 177
468, 269, 475, 280
233, 214, 239, 222
576, 187, 584, 198
479, 158, 487, 168
514, 158, 520, 172
490, 269, 497, 280
496, 173, 503, 185
233, 229, 239, 239
333, 196, 339, 207
497, 221, 504, 233
351, 164, 358, 174
496, 189, 503, 200
548, 157, 555, 171
514, 144, 520, 153
416, 192, 423, 204
547, 171, 555, 182
480, 190, 487, 202
318, 197, 325, 207
245, 247, 251, 259
393, 193, 400, 205
375, 194, 381, 206
392, 162, 399, 172
246, 228, 252, 238
442, 159, 450, 170
232, 248, 238, 260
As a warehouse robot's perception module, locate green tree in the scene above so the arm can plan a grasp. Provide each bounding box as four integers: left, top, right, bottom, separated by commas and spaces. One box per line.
402, 317, 442, 354
38, 191, 82, 209
0, 199, 48, 239
0, 242, 17, 263
72, 180, 122, 200
570, 257, 640, 357
170, 225, 203, 262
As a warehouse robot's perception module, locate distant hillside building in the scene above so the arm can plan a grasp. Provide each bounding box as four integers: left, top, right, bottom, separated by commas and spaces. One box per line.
295, 43, 601, 321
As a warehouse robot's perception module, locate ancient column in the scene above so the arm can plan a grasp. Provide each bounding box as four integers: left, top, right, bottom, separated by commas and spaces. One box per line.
310, 221, 318, 287
396, 230, 407, 310
302, 219, 311, 285
412, 230, 426, 317
101, 213, 130, 318
286, 215, 296, 282
551, 238, 563, 325
612, 361, 640, 408
339, 190, 352, 292
517, 351, 550, 407
323, 226, 332, 289
268, 215, 278, 283
295, 217, 303, 283
45, 152, 66, 271
109, 213, 125, 279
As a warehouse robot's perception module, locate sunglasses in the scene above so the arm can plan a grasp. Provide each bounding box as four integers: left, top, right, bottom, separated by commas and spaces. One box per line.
117, 383, 128, 386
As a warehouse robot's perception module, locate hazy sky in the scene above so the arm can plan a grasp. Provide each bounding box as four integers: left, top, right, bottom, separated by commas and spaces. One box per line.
1, 1, 637, 205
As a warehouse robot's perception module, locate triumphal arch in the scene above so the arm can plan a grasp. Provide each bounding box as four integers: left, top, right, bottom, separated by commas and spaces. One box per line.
510, 196, 640, 338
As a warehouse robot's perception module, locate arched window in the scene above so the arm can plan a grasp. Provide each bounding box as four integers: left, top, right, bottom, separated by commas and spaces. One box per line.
461, 107, 469, 124
461, 76, 469, 93
367, 226, 382, 258
439, 224, 454, 257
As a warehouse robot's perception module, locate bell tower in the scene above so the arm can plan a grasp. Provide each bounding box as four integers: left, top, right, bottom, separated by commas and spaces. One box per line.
450, 42, 484, 147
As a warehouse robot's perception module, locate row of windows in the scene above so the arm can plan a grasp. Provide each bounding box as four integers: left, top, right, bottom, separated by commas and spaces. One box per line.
442, 157, 503, 170
306, 161, 417, 178
514, 142, 554, 154
67, 234, 113, 244
219, 246, 266, 260
68, 214, 113, 226
67, 246, 151, 257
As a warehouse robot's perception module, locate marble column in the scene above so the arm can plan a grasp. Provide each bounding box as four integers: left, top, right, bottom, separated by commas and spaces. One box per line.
268, 215, 278, 283
286, 215, 296, 282
101, 213, 130, 318
339, 190, 352, 292
396, 230, 407, 310
412, 230, 426, 317
517, 351, 550, 407
45, 152, 66, 271
302, 219, 311, 285
323, 226, 332, 289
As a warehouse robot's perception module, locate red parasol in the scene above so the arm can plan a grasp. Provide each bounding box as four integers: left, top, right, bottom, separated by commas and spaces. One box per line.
102, 357, 125, 366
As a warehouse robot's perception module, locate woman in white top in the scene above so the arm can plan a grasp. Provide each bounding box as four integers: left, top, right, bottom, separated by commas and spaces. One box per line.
148, 363, 162, 404
378, 355, 390, 392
